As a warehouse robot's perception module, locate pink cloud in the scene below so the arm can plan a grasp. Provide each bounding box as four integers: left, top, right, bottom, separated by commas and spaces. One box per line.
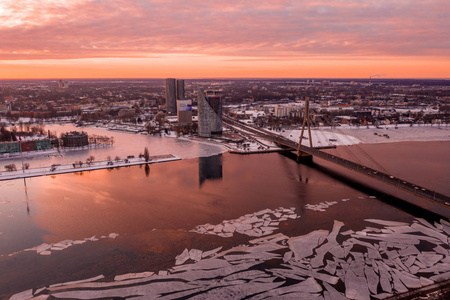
0, 0, 448, 60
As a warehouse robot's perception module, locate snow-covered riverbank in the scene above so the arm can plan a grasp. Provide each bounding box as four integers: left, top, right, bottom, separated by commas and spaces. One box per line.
0, 154, 180, 181
278, 124, 449, 147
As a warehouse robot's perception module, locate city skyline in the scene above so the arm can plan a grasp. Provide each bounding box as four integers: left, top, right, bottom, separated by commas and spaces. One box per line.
1, 0, 449, 79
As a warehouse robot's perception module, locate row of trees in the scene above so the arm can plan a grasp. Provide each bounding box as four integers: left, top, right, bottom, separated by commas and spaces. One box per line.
4, 163, 29, 172
4, 147, 151, 173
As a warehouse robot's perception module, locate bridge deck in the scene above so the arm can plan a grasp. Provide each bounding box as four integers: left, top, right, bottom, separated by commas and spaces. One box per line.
223, 117, 450, 210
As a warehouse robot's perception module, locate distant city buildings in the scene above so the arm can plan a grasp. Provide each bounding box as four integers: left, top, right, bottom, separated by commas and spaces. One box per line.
57, 80, 69, 88
118, 108, 136, 119
0, 102, 11, 113
198, 90, 222, 137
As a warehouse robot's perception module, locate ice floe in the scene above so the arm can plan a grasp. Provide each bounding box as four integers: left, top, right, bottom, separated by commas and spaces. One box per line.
18, 233, 120, 257
305, 201, 338, 212
10, 216, 450, 300
190, 207, 299, 238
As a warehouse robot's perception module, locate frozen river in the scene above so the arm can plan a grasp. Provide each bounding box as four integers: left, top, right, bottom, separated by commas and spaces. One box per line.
0, 129, 449, 298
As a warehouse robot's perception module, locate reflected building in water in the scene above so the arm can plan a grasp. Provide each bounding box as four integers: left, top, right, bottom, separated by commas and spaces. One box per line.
199, 154, 223, 186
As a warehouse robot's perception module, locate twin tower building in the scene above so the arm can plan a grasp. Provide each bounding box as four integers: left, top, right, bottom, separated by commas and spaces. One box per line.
165, 78, 222, 137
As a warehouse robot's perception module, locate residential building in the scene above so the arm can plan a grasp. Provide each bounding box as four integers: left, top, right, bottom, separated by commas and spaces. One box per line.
198, 90, 222, 137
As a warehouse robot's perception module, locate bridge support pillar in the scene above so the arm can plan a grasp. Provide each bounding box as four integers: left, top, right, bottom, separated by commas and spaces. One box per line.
296, 152, 313, 164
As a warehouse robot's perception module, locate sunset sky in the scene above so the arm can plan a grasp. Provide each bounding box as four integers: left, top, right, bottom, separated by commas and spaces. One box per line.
1, 0, 449, 79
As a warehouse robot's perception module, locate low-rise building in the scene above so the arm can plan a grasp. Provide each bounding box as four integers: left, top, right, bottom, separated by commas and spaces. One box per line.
61, 131, 89, 147
177, 100, 192, 125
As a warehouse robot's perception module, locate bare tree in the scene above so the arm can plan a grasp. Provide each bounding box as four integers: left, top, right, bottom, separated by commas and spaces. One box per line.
86, 155, 95, 165
144, 147, 150, 162
23, 163, 30, 170
5, 164, 17, 172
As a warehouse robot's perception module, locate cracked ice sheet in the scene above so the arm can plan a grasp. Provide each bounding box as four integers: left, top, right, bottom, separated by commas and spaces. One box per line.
114, 272, 153, 281
156, 281, 247, 300
285, 262, 339, 285
191, 281, 285, 300
14, 218, 450, 300
175, 248, 189, 265
310, 221, 344, 268
48, 281, 201, 299
364, 219, 409, 227
416, 252, 444, 267
249, 277, 322, 299
171, 258, 231, 272
45, 262, 262, 297
287, 229, 329, 260
411, 223, 448, 244
49, 275, 105, 287
345, 269, 371, 300
190, 207, 297, 238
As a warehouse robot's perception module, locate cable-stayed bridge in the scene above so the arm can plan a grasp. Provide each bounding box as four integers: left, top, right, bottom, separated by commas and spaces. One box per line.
223, 116, 450, 218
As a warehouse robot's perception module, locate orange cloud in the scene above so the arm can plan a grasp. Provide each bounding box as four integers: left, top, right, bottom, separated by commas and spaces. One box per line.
0, 1, 449, 78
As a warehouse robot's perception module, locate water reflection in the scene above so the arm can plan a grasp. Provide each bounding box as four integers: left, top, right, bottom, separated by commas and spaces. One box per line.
199, 154, 222, 187
24, 178, 30, 216
144, 164, 150, 177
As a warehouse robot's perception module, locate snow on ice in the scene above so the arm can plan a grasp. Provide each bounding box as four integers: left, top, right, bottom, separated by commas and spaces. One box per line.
190, 207, 300, 238
11, 214, 450, 300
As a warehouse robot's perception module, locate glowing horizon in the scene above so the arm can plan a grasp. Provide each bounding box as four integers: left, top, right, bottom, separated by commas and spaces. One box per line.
1, 1, 449, 79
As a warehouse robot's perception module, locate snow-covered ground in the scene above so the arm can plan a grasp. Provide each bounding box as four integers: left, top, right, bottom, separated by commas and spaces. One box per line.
275, 128, 361, 147
336, 123, 450, 144
275, 124, 449, 147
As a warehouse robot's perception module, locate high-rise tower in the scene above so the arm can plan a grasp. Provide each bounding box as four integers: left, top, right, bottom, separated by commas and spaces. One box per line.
165, 78, 176, 114
176, 79, 185, 100
198, 90, 222, 137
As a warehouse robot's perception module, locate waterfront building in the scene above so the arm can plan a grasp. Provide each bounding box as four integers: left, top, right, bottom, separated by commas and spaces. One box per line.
0, 139, 52, 154
34, 139, 52, 151
165, 78, 177, 114
0, 142, 21, 154
198, 90, 222, 137
176, 79, 185, 100
21, 141, 35, 152
61, 131, 89, 147
177, 99, 192, 125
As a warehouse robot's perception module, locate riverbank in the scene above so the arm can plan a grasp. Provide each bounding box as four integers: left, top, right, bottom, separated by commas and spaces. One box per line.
277, 123, 449, 147
0, 154, 180, 181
